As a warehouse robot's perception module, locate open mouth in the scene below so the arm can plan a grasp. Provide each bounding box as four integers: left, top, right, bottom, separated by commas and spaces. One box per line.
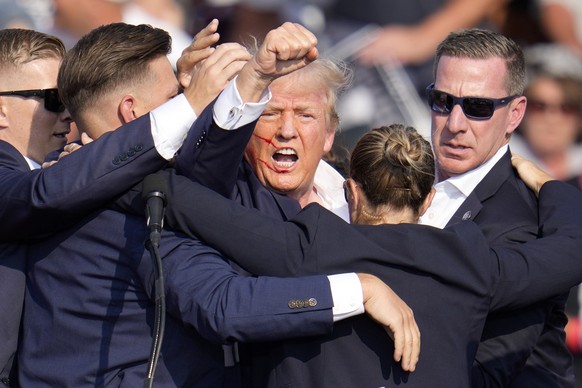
272, 148, 298, 168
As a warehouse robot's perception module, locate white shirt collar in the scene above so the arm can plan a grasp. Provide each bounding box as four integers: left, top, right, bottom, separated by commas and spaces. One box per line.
421, 144, 508, 228
24, 155, 40, 170
437, 144, 508, 196
313, 159, 350, 222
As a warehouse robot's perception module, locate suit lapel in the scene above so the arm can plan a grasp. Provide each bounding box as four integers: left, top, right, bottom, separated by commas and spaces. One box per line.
446, 150, 513, 227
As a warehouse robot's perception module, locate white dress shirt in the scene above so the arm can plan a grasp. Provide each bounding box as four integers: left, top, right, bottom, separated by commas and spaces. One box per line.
314, 159, 350, 222
420, 145, 509, 229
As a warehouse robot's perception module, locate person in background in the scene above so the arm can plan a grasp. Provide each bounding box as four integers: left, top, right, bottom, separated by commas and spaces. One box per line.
0, 0, 35, 29
48, 0, 192, 68
538, 0, 582, 56
225, 0, 504, 150
510, 43, 582, 181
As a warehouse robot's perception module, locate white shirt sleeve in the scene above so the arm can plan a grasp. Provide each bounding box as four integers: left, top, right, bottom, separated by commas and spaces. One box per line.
149, 94, 196, 160
213, 76, 271, 130
149, 77, 271, 159
328, 272, 365, 321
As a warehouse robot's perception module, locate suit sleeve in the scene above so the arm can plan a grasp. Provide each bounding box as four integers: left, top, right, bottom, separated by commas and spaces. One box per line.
0, 114, 167, 242
173, 100, 258, 198
139, 230, 334, 344
488, 181, 582, 310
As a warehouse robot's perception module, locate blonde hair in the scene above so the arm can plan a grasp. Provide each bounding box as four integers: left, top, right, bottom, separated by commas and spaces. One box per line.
0, 29, 65, 71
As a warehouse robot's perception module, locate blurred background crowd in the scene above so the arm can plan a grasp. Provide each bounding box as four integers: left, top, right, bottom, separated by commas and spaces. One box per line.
2, 0, 582, 383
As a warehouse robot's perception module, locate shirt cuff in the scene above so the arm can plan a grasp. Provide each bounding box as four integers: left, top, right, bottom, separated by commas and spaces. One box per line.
150, 94, 197, 160
213, 75, 271, 130
328, 272, 365, 322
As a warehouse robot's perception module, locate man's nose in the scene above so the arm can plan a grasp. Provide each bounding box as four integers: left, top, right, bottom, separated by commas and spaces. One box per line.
446, 104, 469, 133
59, 107, 73, 123
277, 114, 298, 139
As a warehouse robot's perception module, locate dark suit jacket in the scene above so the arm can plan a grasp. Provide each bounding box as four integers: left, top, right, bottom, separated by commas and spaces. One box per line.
0, 114, 169, 387
20, 208, 334, 388
19, 105, 338, 387
450, 151, 573, 388
140, 173, 582, 387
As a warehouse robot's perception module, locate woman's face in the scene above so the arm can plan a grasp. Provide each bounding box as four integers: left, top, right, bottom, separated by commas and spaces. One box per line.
521, 75, 581, 158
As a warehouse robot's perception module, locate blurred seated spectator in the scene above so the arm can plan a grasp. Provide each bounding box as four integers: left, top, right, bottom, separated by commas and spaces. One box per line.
538, 0, 582, 56
226, 0, 505, 149
510, 45, 582, 180
510, 44, 582, 181
49, 0, 192, 68
0, 0, 35, 29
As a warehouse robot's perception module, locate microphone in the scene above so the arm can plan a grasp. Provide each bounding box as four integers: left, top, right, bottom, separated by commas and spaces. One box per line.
141, 173, 168, 388
141, 173, 168, 248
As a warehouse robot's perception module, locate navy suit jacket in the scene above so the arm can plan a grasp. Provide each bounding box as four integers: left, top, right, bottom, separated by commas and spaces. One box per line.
451, 151, 573, 388
0, 114, 168, 387
20, 208, 334, 387
20, 104, 337, 387
136, 174, 582, 387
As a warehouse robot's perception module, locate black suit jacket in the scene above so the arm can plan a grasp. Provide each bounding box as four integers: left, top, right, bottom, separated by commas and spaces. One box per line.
0, 114, 168, 387
450, 151, 573, 387
123, 170, 582, 387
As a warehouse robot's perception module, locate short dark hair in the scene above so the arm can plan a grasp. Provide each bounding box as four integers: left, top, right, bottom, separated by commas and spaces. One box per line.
58, 23, 172, 119
434, 28, 526, 95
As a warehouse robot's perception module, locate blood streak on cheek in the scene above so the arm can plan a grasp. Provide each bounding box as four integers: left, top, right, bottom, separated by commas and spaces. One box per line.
254, 134, 279, 149
254, 134, 289, 173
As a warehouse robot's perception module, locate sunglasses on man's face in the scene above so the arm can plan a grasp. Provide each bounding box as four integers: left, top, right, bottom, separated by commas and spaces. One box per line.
426, 84, 519, 120
0, 88, 65, 113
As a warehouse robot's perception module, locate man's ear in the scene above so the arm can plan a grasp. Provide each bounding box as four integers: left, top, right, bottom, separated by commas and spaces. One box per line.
118, 95, 138, 124
323, 128, 336, 154
0, 98, 9, 128
419, 187, 436, 217
506, 96, 527, 137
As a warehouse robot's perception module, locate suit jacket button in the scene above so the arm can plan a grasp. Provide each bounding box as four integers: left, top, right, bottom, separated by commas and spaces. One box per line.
134, 144, 143, 152
307, 298, 317, 307
462, 211, 472, 221
288, 300, 297, 309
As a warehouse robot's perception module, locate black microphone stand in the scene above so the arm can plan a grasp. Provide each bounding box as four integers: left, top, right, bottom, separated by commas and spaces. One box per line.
144, 231, 165, 388
142, 174, 167, 388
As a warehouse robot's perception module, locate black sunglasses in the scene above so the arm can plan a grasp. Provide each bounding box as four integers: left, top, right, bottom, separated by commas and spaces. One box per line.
426, 84, 519, 120
0, 88, 65, 113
